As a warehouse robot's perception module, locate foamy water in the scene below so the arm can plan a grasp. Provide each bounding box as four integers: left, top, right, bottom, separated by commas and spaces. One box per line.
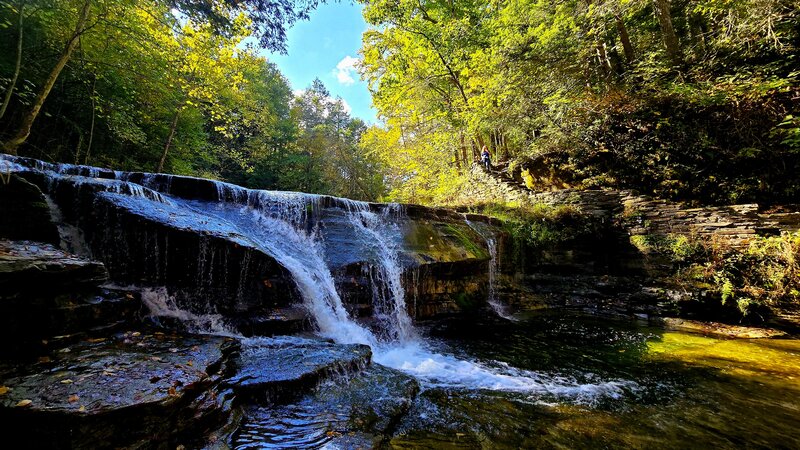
373, 340, 637, 402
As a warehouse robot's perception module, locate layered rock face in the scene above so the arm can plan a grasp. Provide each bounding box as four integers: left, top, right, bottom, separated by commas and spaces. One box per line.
1, 155, 497, 331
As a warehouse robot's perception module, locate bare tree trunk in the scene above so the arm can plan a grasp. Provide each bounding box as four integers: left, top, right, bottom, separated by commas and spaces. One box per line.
0, 1, 24, 121
73, 125, 84, 164
652, 0, 682, 66
84, 75, 97, 164
2, 0, 91, 155
615, 15, 635, 63
157, 107, 181, 173
459, 133, 469, 167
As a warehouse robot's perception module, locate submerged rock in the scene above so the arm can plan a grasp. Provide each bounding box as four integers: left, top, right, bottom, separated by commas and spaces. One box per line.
0, 331, 238, 448
660, 317, 787, 339
232, 364, 419, 449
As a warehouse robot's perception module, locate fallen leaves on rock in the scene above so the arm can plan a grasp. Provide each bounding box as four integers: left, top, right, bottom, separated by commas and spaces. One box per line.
15, 399, 32, 407
0, 386, 9, 395
68, 395, 80, 403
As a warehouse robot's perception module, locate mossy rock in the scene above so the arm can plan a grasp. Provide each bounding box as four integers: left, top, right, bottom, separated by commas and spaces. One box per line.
402, 220, 489, 263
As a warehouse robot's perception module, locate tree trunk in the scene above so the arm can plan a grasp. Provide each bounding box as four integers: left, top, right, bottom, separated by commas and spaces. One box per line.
157, 107, 181, 173
652, 0, 682, 66
2, 0, 91, 155
72, 125, 84, 164
0, 1, 24, 121
84, 75, 97, 164
596, 42, 612, 76
615, 15, 635, 63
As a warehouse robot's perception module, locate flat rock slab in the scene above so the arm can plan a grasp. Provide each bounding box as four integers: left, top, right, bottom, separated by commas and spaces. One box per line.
0, 240, 107, 297
0, 287, 143, 358
661, 318, 787, 339
233, 364, 419, 449
0, 331, 238, 447
226, 336, 372, 401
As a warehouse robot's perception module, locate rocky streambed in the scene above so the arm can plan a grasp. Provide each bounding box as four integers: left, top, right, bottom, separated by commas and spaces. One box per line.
2, 156, 800, 449
0, 240, 416, 448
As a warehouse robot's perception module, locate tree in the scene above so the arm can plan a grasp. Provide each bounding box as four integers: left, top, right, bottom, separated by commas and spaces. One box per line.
1, 0, 322, 155
652, 0, 681, 65
2, 0, 92, 154
0, 0, 25, 120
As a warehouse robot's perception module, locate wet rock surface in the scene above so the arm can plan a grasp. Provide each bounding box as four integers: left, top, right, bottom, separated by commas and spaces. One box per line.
0, 174, 59, 244
232, 364, 419, 449
226, 337, 372, 402
660, 317, 787, 339
0, 331, 238, 448
0, 240, 107, 298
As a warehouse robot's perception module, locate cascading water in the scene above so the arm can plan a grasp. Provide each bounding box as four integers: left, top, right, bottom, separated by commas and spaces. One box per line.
185, 187, 377, 347
345, 202, 416, 343
466, 219, 515, 320
2, 154, 639, 402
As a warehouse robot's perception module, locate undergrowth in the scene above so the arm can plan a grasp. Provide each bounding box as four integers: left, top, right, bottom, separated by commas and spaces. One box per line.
635, 232, 800, 319
468, 202, 601, 249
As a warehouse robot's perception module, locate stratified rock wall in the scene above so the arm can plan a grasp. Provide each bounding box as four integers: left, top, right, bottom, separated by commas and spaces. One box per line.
2, 155, 496, 329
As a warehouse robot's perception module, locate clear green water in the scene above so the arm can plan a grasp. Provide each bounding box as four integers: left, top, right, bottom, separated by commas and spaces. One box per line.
389, 312, 800, 449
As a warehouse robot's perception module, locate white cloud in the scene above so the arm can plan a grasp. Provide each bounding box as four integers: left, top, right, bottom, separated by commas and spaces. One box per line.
338, 97, 353, 114
333, 56, 360, 86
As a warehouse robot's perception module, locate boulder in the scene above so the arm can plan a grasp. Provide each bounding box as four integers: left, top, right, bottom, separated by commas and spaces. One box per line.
225, 336, 372, 403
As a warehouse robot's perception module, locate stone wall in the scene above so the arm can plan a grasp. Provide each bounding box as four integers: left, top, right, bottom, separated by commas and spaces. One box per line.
457, 164, 800, 248
454, 164, 800, 323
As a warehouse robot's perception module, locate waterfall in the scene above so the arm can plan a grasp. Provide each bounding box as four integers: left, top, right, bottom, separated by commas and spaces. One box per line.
187, 190, 378, 347
2, 154, 639, 401
345, 202, 416, 343
466, 219, 515, 320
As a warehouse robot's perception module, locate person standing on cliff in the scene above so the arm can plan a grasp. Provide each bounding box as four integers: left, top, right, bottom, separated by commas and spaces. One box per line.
481, 146, 491, 171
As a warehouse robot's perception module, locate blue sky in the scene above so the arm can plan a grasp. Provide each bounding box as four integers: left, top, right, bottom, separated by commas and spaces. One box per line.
262, 2, 377, 124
